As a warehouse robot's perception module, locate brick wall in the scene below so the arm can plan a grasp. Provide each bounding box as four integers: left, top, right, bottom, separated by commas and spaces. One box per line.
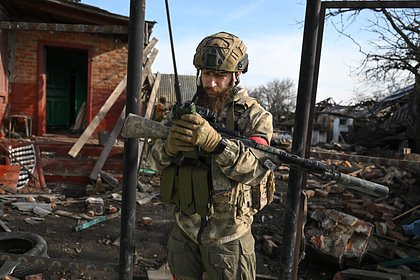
5, 29, 129, 134
0, 30, 9, 136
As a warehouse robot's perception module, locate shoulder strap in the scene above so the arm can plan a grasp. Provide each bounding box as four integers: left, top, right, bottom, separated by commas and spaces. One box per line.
225, 95, 259, 131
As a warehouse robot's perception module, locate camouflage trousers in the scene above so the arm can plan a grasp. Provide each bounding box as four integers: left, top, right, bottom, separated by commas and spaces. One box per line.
167, 223, 256, 280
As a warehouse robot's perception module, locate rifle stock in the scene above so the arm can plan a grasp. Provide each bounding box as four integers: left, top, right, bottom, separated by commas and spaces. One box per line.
122, 113, 389, 198
122, 113, 170, 139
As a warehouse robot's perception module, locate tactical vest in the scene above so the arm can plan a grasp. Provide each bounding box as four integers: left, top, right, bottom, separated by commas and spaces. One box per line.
160, 95, 275, 218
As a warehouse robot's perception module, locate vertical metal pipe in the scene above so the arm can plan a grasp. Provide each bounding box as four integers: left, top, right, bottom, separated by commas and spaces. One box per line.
279, 0, 322, 279
119, 0, 145, 278
306, 7, 326, 154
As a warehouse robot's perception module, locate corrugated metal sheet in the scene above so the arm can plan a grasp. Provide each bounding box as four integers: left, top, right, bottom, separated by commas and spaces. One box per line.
381, 103, 414, 132
156, 74, 197, 104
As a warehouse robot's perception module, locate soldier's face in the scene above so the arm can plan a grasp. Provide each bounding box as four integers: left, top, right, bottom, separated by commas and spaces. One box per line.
201, 70, 233, 96
196, 70, 234, 112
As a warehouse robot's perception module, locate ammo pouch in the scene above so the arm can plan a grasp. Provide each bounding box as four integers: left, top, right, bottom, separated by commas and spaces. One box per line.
160, 164, 214, 218
251, 170, 276, 210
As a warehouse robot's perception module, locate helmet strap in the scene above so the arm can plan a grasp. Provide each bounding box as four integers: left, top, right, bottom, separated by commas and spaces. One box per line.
196, 69, 201, 87
233, 72, 240, 86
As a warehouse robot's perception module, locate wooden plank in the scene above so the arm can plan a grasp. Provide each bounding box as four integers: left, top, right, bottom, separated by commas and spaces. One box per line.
0, 164, 21, 193
138, 72, 162, 166
68, 76, 127, 158
89, 72, 161, 180
146, 48, 158, 66
89, 107, 126, 180
140, 60, 153, 89
141, 49, 158, 89
141, 48, 158, 85
68, 39, 159, 158
88, 51, 158, 178
144, 72, 161, 119
142, 37, 158, 64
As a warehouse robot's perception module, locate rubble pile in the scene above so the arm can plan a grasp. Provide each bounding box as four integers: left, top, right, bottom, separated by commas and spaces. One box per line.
266, 146, 420, 279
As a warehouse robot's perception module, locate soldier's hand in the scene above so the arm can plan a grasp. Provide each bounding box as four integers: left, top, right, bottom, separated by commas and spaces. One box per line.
164, 127, 195, 156
172, 114, 222, 153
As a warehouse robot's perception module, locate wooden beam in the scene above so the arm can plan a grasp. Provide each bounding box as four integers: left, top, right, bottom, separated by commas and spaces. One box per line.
138, 72, 162, 167
142, 48, 158, 84
89, 107, 126, 180
89, 72, 161, 180
68, 77, 127, 158
142, 37, 158, 65
67, 39, 158, 158
144, 72, 161, 119
68, 40, 159, 160
140, 48, 158, 89
0, 21, 128, 35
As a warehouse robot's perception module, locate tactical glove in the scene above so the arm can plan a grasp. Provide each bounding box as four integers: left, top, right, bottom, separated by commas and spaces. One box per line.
172, 114, 222, 153
164, 128, 195, 157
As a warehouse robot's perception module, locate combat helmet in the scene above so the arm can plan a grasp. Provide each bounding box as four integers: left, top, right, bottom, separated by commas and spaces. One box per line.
193, 32, 249, 74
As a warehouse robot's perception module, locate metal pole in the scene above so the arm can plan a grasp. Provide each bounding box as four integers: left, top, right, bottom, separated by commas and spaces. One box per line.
119, 0, 145, 278
279, 0, 321, 279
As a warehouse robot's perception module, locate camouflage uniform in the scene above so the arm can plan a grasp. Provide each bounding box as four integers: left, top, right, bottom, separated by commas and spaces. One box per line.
148, 87, 273, 279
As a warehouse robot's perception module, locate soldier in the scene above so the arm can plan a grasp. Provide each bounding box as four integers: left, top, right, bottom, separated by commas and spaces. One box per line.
155, 95, 171, 122
148, 31, 274, 280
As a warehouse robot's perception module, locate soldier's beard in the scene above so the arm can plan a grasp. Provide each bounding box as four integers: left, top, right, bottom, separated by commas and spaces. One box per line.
195, 85, 233, 113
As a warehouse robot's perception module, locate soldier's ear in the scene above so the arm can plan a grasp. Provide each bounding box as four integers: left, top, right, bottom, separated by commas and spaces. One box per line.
233, 72, 242, 86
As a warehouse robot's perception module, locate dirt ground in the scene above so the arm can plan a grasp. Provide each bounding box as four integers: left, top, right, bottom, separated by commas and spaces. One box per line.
2, 152, 420, 280
0, 170, 342, 280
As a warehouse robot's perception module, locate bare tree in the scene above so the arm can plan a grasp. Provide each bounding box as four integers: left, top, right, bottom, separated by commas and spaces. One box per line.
329, 8, 420, 152
249, 78, 296, 127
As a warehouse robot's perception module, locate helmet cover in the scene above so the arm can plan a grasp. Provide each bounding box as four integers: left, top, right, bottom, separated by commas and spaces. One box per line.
193, 31, 248, 73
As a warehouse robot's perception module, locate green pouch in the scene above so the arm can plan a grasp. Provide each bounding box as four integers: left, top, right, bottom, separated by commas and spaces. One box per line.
192, 167, 212, 218
179, 166, 195, 215
160, 165, 177, 203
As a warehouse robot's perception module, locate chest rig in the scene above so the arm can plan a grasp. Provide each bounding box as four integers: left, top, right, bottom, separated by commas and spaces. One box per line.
160, 95, 259, 219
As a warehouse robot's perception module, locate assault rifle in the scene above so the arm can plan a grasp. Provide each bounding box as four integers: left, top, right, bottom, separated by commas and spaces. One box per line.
121, 113, 389, 198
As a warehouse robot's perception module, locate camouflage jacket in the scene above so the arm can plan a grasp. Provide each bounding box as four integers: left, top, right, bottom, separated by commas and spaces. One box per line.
148, 87, 273, 245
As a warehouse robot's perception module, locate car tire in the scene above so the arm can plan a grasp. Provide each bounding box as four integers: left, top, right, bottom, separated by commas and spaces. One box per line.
0, 231, 48, 278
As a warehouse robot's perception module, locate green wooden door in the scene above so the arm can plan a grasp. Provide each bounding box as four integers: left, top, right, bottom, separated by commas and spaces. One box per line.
46, 48, 87, 130
46, 52, 69, 128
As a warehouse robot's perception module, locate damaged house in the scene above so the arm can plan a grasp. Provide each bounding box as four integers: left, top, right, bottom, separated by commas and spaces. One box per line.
349, 84, 415, 150
0, 0, 156, 136
0, 0, 158, 191
312, 97, 354, 145
312, 84, 415, 151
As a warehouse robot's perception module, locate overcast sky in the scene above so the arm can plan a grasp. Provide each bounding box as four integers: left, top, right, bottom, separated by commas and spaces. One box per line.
82, 0, 369, 104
